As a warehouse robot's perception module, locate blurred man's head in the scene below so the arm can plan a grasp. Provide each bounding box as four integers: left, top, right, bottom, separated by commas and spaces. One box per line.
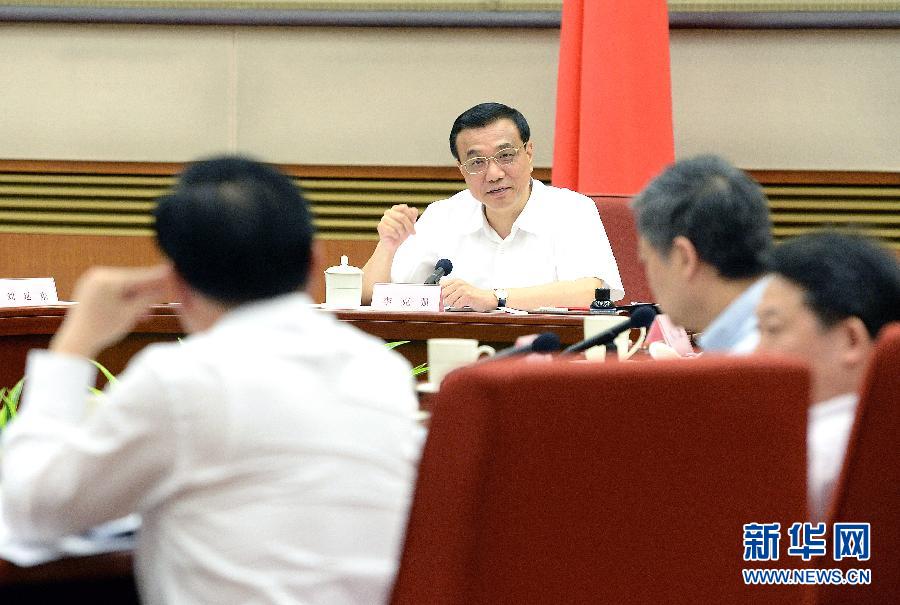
631, 155, 772, 331
155, 155, 315, 307
757, 231, 900, 402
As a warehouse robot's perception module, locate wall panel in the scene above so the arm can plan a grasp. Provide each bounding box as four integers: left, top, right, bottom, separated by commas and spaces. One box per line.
0, 24, 897, 170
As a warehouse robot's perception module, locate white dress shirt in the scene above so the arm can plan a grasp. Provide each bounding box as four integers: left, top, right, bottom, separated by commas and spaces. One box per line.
698, 276, 771, 354
808, 392, 858, 521
1, 293, 422, 605
390, 179, 625, 301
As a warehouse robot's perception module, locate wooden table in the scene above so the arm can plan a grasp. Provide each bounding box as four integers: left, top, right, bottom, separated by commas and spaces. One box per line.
0, 305, 591, 386
332, 308, 588, 367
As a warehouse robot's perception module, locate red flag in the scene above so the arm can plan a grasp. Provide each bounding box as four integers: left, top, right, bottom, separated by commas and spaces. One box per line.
553, 1, 675, 196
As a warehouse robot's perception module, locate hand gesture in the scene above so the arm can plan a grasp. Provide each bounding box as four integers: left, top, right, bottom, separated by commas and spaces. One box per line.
377, 204, 419, 251
440, 278, 498, 312
52, 264, 174, 359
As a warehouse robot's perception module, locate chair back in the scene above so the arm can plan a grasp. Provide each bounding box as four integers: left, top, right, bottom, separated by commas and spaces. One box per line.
391, 356, 812, 605
591, 196, 653, 303
816, 323, 900, 605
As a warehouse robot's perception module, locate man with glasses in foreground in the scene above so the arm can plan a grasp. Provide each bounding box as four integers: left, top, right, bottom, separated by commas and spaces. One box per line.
362, 102, 623, 311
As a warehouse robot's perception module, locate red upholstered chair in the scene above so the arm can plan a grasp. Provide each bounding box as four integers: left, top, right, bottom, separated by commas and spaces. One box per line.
815, 323, 900, 605
591, 196, 653, 303
391, 357, 813, 605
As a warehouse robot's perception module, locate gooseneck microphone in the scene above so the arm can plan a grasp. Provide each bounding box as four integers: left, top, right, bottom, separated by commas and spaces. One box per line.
424, 258, 453, 285
561, 305, 658, 355
483, 332, 562, 362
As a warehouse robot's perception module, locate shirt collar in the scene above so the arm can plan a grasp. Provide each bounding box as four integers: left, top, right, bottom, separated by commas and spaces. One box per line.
460, 179, 545, 237
698, 276, 771, 354
810, 392, 859, 417
511, 179, 548, 234
212, 292, 314, 332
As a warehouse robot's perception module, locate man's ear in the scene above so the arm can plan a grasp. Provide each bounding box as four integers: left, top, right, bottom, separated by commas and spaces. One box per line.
837, 316, 875, 369
670, 235, 701, 279
524, 140, 535, 173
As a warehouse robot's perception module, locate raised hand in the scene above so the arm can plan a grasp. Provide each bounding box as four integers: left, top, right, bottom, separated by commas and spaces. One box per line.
51, 264, 174, 359
376, 204, 419, 251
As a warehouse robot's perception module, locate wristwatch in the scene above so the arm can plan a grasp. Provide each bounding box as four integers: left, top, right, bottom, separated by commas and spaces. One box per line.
493, 288, 508, 309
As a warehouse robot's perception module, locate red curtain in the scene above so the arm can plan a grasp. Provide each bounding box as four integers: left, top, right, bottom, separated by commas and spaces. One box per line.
553, 1, 675, 197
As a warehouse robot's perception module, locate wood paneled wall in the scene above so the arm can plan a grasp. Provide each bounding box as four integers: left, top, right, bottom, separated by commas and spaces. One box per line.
0, 232, 376, 303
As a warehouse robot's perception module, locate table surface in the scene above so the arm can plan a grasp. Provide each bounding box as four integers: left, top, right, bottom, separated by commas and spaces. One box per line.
0, 304, 605, 383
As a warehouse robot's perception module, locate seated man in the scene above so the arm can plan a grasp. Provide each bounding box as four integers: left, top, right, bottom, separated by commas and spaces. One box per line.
362, 102, 623, 311
631, 155, 773, 353
755, 231, 900, 519
2, 157, 422, 604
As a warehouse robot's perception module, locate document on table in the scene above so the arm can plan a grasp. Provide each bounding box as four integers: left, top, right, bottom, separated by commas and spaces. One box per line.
0, 497, 139, 567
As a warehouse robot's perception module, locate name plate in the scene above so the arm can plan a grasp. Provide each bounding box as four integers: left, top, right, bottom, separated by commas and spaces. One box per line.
0, 278, 59, 307
371, 283, 442, 312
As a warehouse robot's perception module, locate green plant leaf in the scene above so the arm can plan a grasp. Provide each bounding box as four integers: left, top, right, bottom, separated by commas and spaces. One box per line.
412, 363, 429, 377
384, 341, 410, 350
91, 360, 118, 385
0, 387, 8, 429
7, 379, 24, 419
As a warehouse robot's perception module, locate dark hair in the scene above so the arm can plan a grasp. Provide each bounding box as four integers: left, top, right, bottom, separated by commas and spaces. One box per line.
631, 154, 772, 279
766, 231, 900, 339
448, 102, 531, 161
154, 155, 315, 304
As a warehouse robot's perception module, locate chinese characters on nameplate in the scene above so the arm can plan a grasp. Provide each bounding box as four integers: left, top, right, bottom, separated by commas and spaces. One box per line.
371, 283, 442, 312
0, 278, 59, 308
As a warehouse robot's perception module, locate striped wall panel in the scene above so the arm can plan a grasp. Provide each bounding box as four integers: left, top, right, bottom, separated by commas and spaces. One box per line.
0, 164, 898, 250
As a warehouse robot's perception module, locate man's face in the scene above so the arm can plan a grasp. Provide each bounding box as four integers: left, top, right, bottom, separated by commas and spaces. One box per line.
455, 118, 534, 216
756, 276, 847, 402
638, 236, 691, 328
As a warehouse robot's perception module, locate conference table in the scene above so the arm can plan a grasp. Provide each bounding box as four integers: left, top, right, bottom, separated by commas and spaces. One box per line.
0, 304, 593, 387
0, 303, 597, 595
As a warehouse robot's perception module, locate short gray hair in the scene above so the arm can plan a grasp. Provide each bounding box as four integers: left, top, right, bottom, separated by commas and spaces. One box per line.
631, 154, 772, 279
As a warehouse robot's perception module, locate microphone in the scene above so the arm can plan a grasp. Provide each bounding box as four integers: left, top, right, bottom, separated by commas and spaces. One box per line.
482, 332, 562, 362
424, 258, 453, 285
561, 305, 657, 355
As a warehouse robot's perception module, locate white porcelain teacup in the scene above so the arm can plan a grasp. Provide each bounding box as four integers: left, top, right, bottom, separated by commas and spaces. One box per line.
324, 255, 363, 308
427, 338, 496, 386
583, 315, 648, 361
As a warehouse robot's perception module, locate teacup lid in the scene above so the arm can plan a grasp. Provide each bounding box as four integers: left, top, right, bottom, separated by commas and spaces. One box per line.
325, 255, 363, 275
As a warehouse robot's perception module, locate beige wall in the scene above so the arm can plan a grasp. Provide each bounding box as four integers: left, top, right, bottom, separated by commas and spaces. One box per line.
1, 23, 897, 170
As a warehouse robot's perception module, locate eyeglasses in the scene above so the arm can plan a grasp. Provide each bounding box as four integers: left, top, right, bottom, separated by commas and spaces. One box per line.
460, 146, 523, 175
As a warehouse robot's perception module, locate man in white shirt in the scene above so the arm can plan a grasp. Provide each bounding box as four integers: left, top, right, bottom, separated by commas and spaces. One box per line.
362, 102, 623, 311
1, 157, 422, 604
755, 231, 900, 520
631, 155, 773, 354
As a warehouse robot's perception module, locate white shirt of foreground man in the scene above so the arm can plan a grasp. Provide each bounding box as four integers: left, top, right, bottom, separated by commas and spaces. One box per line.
2, 292, 421, 605
390, 179, 624, 302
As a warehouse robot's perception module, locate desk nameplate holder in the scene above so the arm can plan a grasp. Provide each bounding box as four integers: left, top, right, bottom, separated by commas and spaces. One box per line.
0, 278, 59, 308
371, 283, 442, 312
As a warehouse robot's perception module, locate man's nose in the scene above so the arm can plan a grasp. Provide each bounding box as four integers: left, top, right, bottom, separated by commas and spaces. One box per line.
485, 157, 505, 180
